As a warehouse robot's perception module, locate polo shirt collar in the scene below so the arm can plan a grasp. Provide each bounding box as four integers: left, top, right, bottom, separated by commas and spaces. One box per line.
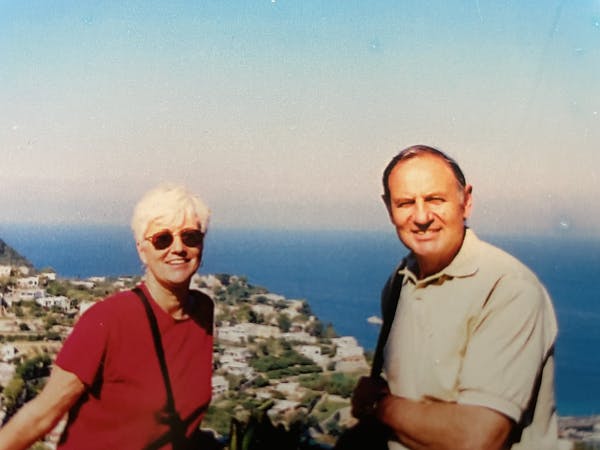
399, 228, 480, 285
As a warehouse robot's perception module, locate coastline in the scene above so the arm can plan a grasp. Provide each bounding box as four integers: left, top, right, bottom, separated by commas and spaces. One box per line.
1, 225, 599, 418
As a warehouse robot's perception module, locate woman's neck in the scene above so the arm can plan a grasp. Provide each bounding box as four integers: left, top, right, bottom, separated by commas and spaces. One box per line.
143, 275, 189, 319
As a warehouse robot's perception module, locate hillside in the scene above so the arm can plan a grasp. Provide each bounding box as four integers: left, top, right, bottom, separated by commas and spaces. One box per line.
0, 238, 32, 267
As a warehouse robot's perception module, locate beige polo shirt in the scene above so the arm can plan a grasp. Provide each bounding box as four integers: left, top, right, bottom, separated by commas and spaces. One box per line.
383, 230, 560, 449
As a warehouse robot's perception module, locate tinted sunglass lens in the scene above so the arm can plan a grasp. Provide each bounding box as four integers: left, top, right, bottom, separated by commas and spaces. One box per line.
181, 230, 204, 247
152, 232, 174, 250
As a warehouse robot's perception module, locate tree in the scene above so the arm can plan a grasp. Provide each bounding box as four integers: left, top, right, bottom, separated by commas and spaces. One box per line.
45, 280, 68, 297
17, 354, 52, 381
1, 376, 25, 422
323, 323, 337, 339
277, 314, 292, 332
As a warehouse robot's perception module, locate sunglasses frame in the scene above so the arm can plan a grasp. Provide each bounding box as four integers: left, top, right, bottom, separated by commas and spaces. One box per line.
144, 228, 204, 250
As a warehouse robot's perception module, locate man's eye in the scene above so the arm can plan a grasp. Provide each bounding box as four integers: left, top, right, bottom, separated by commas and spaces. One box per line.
427, 197, 445, 204
395, 201, 413, 208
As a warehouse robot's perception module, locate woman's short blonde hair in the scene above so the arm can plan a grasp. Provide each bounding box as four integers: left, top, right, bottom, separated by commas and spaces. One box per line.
131, 183, 210, 242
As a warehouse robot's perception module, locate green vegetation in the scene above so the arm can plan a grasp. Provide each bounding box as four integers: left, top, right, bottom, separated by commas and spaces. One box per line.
1, 270, 353, 448
312, 399, 348, 422
298, 373, 360, 399
228, 401, 328, 450
250, 349, 322, 379
1, 354, 52, 423
574, 443, 600, 450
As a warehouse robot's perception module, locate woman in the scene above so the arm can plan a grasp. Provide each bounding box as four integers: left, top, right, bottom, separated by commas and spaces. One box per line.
0, 184, 215, 449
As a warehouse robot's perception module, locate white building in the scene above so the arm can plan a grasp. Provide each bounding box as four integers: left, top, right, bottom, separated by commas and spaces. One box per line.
69, 280, 95, 289
281, 331, 317, 344
218, 323, 281, 344
332, 336, 365, 359
192, 274, 222, 290
79, 300, 98, 316
0, 362, 16, 387
275, 382, 301, 399
17, 276, 39, 289
296, 345, 329, 366
251, 304, 276, 317
40, 271, 57, 281
221, 347, 251, 363
36, 296, 71, 311
88, 276, 106, 283
0, 266, 11, 278
0, 344, 19, 362
221, 360, 254, 378
212, 374, 230, 398
17, 288, 46, 302
332, 336, 369, 372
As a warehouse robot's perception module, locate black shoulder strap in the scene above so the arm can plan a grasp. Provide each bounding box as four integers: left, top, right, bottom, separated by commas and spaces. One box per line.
370, 263, 404, 378
132, 286, 176, 415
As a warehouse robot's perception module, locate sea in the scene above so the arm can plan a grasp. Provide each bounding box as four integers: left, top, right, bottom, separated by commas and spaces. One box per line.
0, 223, 598, 417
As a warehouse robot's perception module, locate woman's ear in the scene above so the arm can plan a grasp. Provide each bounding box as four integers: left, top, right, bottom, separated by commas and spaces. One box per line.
137, 241, 148, 265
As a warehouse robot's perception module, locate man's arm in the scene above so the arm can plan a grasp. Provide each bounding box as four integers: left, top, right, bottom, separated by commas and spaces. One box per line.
376, 394, 512, 450
0, 365, 85, 450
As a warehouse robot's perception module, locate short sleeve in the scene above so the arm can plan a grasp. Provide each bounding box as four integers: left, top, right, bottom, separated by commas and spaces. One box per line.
55, 302, 111, 386
457, 275, 556, 421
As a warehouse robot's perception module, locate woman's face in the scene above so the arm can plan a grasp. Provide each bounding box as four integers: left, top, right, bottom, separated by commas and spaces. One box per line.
137, 213, 204, 290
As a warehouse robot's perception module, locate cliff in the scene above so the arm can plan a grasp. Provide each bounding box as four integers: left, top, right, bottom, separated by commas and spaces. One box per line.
0, 238, 32, 268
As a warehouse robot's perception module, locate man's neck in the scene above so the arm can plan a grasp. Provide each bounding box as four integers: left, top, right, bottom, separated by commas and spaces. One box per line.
416, 230, 467, 279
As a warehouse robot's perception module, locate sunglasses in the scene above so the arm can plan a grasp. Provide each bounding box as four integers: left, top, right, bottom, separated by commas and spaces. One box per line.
144, 228, 204, 250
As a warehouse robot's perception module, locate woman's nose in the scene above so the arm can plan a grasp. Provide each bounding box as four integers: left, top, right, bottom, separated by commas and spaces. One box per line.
170, 235, 186, 252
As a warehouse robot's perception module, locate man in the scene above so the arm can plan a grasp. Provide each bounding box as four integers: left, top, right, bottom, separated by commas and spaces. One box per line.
351, 145, 561, 449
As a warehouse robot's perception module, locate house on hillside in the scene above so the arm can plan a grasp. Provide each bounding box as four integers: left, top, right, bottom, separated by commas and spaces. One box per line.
332, 336, 369, 372
0, 265, 11, 278
0, 344, 19, 362
212, 375, 230, 398
218, 323, 281, 344
15, 288, 46, 302
0, 362, 16, 387
39, 271, 57, 282
36, 295, 71, 311
17, 276, 39, 289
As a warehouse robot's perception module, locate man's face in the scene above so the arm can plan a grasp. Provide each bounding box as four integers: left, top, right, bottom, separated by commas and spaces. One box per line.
384, 154, 472, 277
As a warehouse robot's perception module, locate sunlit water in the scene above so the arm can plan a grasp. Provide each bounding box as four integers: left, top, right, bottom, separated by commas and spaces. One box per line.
1, 224, 598, 416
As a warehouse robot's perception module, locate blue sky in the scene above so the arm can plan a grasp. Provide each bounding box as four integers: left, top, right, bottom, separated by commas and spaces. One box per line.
1, 1, 599, 237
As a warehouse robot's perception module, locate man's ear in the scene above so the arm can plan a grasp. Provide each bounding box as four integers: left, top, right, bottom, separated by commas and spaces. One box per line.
381, 194, 393, 219
463, 184, 473, 219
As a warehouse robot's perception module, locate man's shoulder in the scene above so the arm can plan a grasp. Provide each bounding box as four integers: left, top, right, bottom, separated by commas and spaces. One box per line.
471, 233, 538, 280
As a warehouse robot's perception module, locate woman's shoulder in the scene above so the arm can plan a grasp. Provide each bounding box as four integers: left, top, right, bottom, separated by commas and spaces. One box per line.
188, 289, 215, 332
79, 289, 140, 319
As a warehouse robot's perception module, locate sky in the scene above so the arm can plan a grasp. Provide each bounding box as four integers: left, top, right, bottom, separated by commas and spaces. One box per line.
1, 1, 599, 237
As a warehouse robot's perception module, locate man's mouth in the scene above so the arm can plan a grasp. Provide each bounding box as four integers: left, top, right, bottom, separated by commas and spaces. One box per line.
412, 228, 441, 237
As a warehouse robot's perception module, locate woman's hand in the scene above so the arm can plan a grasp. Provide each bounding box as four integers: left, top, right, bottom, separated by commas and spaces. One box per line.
0, 365, 85, 450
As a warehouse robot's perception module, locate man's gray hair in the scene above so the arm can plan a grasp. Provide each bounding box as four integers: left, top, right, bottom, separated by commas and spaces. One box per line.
382, 145, 467, 205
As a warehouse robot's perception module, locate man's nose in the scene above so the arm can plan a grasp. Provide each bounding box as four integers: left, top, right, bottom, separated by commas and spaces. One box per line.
413, 200, 432, 224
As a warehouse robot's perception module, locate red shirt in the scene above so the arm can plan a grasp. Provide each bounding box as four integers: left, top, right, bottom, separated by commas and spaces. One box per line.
55, 284, 213, 449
